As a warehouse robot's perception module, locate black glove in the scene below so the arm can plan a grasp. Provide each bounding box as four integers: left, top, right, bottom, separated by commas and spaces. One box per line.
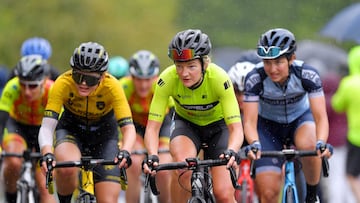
39, 153, 55, 171
117, 150, 132, 167
144, 154, 159, 170
223, 149, 240, 164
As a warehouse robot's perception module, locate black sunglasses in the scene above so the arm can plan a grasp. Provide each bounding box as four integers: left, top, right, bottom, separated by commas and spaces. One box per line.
72, 71, 101, 86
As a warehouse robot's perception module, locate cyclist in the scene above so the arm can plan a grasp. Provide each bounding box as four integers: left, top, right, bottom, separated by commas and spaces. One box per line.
227, 61, 256, 113
242, 28, 333, 203
143, 29, 244, 203
37, 42, 136, 203
332, 45, 360, 202
8, 37, 60, 81
120, 50, 172, 203
0, 55, 56, 203
108, 56, 130, 79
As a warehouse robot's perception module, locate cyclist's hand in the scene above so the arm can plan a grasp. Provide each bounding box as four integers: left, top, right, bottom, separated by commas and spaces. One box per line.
39, 153, 56, 175
142, 154, 159, 176
316, 140, 333, 158
244, 141, 262, 160
220, 149, 240, 169
117, 149, 132, 168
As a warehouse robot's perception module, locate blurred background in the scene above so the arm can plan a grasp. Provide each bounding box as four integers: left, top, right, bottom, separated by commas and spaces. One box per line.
0, 0, 358, 73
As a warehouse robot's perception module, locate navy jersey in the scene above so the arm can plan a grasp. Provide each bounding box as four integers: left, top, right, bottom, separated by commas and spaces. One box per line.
244, 60, 324, 124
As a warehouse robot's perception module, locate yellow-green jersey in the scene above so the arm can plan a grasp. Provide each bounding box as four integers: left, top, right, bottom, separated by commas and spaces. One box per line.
149, 63, 241, 126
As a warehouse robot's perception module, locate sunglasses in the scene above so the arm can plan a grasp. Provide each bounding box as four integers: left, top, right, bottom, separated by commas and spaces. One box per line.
19, 80, 43, 89
257, 46, 289, 59
72, 71, 101, 86
168, 49, 200, 61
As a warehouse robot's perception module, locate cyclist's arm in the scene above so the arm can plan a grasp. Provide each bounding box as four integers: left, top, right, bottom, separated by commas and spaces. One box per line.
144, 120, 162, 156
309, 95, 329, 143
0, 110, 9, 143
119, 123, 136, 152
242, 101, 259, 144
38, 116, 58, 154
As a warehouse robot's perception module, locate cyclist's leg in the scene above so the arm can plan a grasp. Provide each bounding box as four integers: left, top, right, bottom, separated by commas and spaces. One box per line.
53, 130, 81, 201
345, 142, 360, 202
2, 132, 26, 203
157, 137, 172, 203
35, 166, 57, 203
126, 134, 145, 203
254, 116, 284, 203
293, 111, 321, 201
156, 112, 173, 203
204, 120, 236, 203
93, 137, 122, 202
169, 117, 199, 203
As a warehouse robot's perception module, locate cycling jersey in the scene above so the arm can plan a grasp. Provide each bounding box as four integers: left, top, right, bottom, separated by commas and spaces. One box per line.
149, 63, 241, 126
0, 77, 53, 125
120, 76, 156, 127
244, 60, 324, 124
44, 70, 133, 127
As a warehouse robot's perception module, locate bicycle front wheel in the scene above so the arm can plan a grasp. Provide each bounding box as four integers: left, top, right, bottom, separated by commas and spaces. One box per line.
188, 197, 207, 203
285, 186, 295, 203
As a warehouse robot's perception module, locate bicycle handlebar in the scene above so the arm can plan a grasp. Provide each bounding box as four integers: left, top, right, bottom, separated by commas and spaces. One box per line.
0, 150, 42, 161
259, 149, 330, 177
145, 158, 240, 196
45, 156, 128, 191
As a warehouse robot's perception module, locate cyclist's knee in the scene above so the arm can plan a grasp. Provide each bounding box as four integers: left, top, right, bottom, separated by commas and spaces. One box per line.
56, 167, 78, 178
3, 157, 22, 172
213, 188, 235, 202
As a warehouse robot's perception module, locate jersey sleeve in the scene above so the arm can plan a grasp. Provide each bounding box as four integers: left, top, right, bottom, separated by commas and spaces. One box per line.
300, 64, 324, 97
44, 74, 67, 119
213, 68, 241, 124
0, 78, 19, 113
110, 78, 134, 127
148, 68, 173, 123
243, 68, 262, 102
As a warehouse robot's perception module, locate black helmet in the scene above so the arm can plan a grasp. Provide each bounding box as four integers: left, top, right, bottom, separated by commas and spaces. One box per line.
15, 54, 49, 81
129, 50, 160, 79
257, 28, 296, 59
168, 29, 211, 61
70, 42, 109, 72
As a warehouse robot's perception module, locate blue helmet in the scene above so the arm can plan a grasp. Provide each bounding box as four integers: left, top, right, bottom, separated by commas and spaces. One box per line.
21, 37, 52, 60
108, 56, 129, 79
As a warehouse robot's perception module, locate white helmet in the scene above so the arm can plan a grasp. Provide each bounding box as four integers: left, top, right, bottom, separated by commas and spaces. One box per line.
227, 61, 256, 92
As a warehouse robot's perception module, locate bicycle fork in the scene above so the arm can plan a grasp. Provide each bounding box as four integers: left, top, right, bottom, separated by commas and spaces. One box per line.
283, 161, 299, 203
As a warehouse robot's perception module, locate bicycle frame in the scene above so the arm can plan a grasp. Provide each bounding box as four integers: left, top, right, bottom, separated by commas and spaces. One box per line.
235, 159, 254, 203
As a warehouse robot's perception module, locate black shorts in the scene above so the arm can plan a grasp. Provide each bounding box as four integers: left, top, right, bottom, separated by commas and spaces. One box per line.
346, 141, 360, 176
55, 115, 121, 184
5, 117, 40, 152
134, 110, 172, 139
170, 113, 229, 159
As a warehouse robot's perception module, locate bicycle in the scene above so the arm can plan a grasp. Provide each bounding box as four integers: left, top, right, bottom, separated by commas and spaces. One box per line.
235, 158, 256, 203
131, 148, 170, 203
0, 149, 42, 203
259, 148, 330, 203
45, 156, 128, 203
146, 157, 240, 203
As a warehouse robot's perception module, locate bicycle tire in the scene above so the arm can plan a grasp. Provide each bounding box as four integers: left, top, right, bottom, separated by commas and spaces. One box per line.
188, 196, 207, 203
241, 179, 248, 203
285, 186, 295, 203
16, 186, 28, 203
